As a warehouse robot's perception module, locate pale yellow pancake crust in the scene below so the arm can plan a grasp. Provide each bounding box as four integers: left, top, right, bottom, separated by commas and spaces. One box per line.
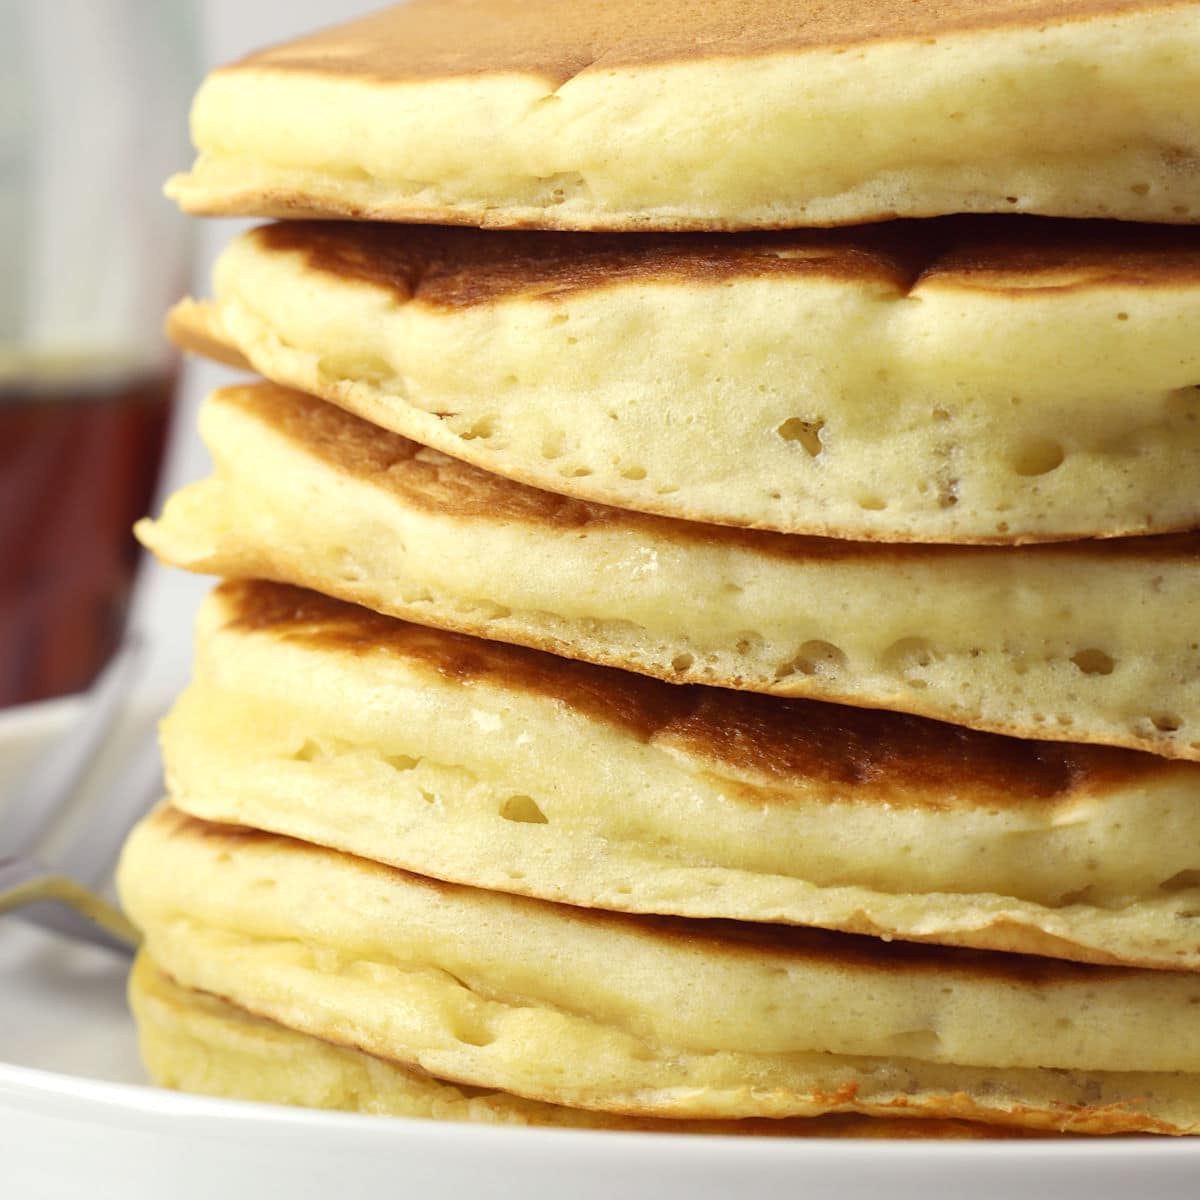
137, 384, 1200, 760
164, 580, 1200, 970
172, 218, 1200, 542
119, 809, 1200, 1134
168, 0, 1200, 228
132, 955, 1051, 1137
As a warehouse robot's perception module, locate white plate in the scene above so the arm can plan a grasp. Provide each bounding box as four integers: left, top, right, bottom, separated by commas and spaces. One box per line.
2, 702, 1199, 1200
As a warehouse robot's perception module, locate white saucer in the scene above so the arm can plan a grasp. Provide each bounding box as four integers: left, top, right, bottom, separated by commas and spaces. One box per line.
2, 700, 1198, 1199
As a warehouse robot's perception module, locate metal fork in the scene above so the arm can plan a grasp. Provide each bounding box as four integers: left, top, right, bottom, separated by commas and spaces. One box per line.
0, 636, 164, 955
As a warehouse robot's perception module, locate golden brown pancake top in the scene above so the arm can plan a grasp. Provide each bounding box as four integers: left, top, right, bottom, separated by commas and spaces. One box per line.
230, 0, 1195, 86
159, 806, 1178, 987
219, 383, 1200, 568
215, 579, 1172, 811
250, 218, 1200, 310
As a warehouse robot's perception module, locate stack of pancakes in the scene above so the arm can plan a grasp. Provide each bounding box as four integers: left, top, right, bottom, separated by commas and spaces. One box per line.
122, 0, 1200, 1136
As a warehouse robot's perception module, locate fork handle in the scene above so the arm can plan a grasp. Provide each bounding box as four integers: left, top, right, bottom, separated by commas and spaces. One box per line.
0, 858, 140, 954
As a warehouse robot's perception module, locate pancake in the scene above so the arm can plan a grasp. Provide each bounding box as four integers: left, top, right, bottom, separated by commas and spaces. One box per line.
171, 218, 1200, 543
132, 954, 1048, 1138
136, 384, 1200, 760
166, 0, 1200, 229
164, 579, 1200, 970
118, 807, 1200, 1134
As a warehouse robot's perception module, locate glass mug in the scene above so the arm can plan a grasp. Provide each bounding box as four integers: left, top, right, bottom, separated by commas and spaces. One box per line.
0, 0, 197, 707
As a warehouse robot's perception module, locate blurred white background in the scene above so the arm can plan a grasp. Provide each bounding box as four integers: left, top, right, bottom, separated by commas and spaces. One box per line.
135, 0, 391, 689
164, 0, 388, 487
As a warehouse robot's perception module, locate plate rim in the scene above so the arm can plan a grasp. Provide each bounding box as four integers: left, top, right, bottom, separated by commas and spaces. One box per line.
5, 675, 1200, 1167
5, 1056, 1200, 1164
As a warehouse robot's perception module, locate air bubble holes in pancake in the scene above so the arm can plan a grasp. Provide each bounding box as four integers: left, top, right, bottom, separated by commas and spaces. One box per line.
383, 753, 420, 773
436, 971, 497, 1049
286, 737, 361, 763
1140, 712, 1194, 745
499, 795, 549, 825
1071, 649, 1115, 677
288, 737, 424, 777
329, 546, 367, 584
775, 417, 824, 457
459, 415, 498, 442
398, 588, 436, 607
317, 351, 391, 387
774, 640, 846, 681
671, 653, 694, 674
290, 739, 323, 763
449, 599, 512, 622
937, 479, 960, 508
1012, 439, 1065, 477
733, 632, 764, 656
533, 172, 589, 208
881, 637, 938, 684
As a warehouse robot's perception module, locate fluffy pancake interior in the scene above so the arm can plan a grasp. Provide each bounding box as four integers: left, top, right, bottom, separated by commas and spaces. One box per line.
136, 383, 1200, 760
163, 580, 1200, 970
131, 954, 1050, 1138
170, 1, 1200, 228
170, 218, 1200, 542
118, 808, 1200, 1133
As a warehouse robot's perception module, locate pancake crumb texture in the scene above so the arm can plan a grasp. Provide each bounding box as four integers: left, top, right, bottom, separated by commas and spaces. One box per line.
158, 580, 1200, 970
130, 955, 1057, 1137
168, 1, 1200, 228
166, 218, 1200, 542
136, 384, 1200, 760
118, 809, 1200, 1134
147, 0, 1200, 1139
